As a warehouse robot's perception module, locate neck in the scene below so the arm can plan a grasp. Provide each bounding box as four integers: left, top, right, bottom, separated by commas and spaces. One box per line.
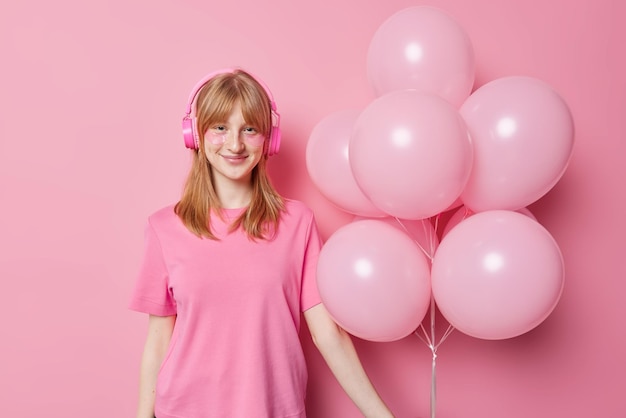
214, 180, 253, 209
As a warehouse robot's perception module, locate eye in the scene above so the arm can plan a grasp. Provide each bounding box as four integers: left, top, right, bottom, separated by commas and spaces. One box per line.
211, 124, 226, 132
243, 126, 258, 134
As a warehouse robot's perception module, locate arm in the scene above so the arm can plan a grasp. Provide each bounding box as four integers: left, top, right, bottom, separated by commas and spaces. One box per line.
304, 304, 394, 418
135, 314, 176, 418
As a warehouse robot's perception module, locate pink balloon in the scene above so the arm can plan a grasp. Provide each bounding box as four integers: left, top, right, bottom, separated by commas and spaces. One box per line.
431, 210, 564, 340
460, 76, 575, 212
350, 90, 473, 220
317, 220, 432, 342
306, 110, 385, 217
367, 6, 475, 107
354, 216, 439, 259
441, 205, 536, 237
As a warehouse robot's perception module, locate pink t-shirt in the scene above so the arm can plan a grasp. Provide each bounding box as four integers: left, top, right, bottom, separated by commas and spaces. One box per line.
129, 199, 322, 418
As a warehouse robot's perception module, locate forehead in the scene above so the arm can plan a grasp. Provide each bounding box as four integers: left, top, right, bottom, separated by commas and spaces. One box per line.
209, 100, 245, 121
222, 102, 245, 121
212, 100, 265, 125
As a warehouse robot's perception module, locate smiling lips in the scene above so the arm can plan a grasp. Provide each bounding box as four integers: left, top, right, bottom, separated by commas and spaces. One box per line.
221, 154, 248, 163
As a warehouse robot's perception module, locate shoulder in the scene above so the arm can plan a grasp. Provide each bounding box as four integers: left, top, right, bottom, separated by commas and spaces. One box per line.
142, 204, 195, 247
279, 199, 321, 239
282, 199, 315, 220
146, 204, 180, 230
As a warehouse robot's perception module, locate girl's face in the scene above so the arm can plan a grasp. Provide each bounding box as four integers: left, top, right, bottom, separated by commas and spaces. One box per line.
203, 102, 265, 192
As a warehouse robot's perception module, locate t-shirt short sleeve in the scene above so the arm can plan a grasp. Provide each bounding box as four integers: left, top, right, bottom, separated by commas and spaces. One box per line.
128, 220, 177, 316
300, 213, 323, 312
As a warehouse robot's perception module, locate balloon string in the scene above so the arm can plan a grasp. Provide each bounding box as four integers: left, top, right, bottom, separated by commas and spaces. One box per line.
429, 294, 437, 418
414, 323, 438, 418
414, 297, 455, 418
415, 323, 433, 348
431, 349, 437, 418
392, 217, 433, 260
430, 294, 436, 344
435, 325, 455, 351
407, 212, 454, 418
428, 213, 440, 260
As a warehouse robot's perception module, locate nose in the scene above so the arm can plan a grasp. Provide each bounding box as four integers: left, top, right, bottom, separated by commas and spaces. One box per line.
226, 131, 245, 153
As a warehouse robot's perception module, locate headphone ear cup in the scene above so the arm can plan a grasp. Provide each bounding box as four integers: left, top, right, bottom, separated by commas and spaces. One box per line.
182, 117, 198, 149
265, 110, 281, 157
266, 127, 281, 157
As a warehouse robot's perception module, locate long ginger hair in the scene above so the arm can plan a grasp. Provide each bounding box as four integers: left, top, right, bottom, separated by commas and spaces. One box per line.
174, 69, 284, 240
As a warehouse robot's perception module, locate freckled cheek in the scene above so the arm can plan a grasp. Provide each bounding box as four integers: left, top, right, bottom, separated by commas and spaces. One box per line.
205, 131, 227, 145
246, 134, 266, 148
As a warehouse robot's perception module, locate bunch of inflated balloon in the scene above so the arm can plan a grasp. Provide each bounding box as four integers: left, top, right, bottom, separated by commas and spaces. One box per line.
306, 6, 574, 417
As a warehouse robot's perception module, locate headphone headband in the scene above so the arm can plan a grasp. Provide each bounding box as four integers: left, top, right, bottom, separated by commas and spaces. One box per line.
182, 68, 281, 156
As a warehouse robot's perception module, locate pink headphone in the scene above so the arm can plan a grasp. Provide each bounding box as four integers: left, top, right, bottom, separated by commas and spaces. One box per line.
181, 68, 281, 157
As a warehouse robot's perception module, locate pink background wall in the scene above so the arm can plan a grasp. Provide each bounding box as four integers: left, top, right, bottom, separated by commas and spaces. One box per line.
1, 0, 624, 417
